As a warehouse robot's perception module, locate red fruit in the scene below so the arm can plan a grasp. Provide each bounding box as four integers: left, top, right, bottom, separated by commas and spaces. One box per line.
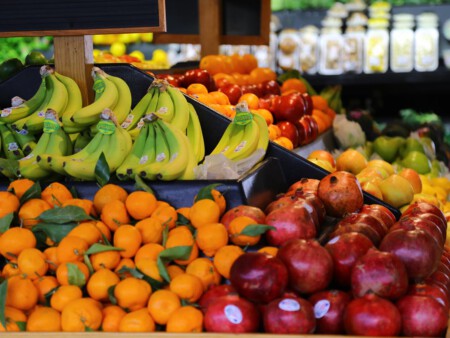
265, 203, 317, 246
325, 232, 375, 288
344, 294, 402, 336
339, 212, 389, 240
265, 195, 319, 228
402, 201, 447, 228
308, 290, 352, 334
277, 121, 299, 148
380, 227, 442, 280
259, 80, 281, 97
407, 282, 449, 310
393, 216, 445, 247
263, 296, 316, 334
156, 74, 181, 87
277, 239, 333, 295
297, 115, 319, 146
218, 84, 243, 105
301, 92, 313, 115
360, 204, 397, 229
411, 212, 447, 241
318, 171, 364, 218
272, 92, 305, 123
300, 192, 327, 226
351, 248, 409, 300
183, 68, 213, 90
240, 84, 262, 97
229, 252, 288, 304
220, 205, 265, 231
198, 284, 237, 314
330, 220, 382, 246
397, 295, 448, 337
286, 178, 320, 197
204, 294, 260, 333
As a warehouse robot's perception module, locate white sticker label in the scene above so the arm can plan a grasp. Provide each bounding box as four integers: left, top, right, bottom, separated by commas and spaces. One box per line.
234, 140, 247, 153
37, 110, 46, 117
279, 299, 301, 312
158, 106, 168, 115
327, 236, 340, 245
137, 119, 145, 129
314, 300, 331, 319
156, 152, 166, 162
139, 155, 148, 165
170, 152, 178, 162
121, 121, 131, 129
8, 142, 19, 151
1, 108, 12, 117
224, 305, 243, 325
17, 129, 28, 135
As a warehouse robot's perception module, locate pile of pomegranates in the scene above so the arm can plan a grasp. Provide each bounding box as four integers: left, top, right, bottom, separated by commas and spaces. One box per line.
200, 170, 449, 336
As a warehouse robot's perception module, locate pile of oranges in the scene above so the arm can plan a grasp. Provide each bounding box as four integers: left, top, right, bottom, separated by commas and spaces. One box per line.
0, 178, 275, 332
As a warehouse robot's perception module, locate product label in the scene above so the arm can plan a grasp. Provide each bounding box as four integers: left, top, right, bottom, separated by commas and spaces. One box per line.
121, 114, 134, 129
279, 299, 301, 312
157, 106, 168, 115
170, 152, 178, 162
139, 155, 148, 165
234, 140, 247, 153
1, 108, 12, 117
234, 111, 253, 126
43, 119, 61, 134
17, 129, 28, 135
7, 142, 19, 151
93, 78, 105, 95
327, 236, 340, 245
314, 300, 331, 319
224, 305, 243, 324
96, 120, 116, 135
156, 152, 166, 162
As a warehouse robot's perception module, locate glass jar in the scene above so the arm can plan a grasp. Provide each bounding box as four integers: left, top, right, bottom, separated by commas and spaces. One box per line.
414, 13, 439, 72
319, 22, 344, 75
298, 25, 320, 74
343, 25, 365, 73
364, 18, 390, 74
390, 19, 414, 72
277, 29, 300, 72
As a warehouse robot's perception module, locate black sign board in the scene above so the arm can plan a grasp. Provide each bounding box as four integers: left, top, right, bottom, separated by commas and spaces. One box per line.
0, 0, 166, 37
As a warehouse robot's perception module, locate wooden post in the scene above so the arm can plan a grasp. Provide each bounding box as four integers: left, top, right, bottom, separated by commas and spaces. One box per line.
53, 35, 94, 106
198, 0, 221, 57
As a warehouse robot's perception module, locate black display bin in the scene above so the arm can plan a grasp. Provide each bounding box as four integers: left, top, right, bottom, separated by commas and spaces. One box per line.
0, 64, 401, 219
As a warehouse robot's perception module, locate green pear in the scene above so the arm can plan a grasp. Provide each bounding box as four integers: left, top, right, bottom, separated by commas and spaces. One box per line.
372, 136, 405, 163
399, 137, 425, 158
401, 151, 431, 174
363, 141, 374, 159
379, 174, 414, 208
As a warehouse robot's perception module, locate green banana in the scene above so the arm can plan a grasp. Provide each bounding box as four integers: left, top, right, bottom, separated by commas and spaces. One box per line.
154, 84, 174, 123
106, 75, 132, 125
123, 85, 156, 131
116, 123, 149, 180
103, 125, 132, 172
0, 77, 47, 123
7, 125, 36, 155
70, 67, 119, 127
166, 85, 190, 132
186, 103, 205, 163
131, 120, 156, 179
155, 119, 189, 181
227, 119, 260, 161
0, 123, 24, 160
145, 84, 160, 114
73, 131, 92, 153
54, 72, 83, 121
16, 131, 52, 180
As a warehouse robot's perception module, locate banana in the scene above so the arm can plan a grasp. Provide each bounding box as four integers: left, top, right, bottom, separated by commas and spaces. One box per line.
186, 102, 205, 163
179, 127, 197, 180
116, 123, 149, 180
209, 122, 234, 156
0, 77, 47, 123
131, 119, 156, 178
0, 123, 24, 160
70, 67, 119, 127
252, 112, 270, 158
138, 119, 170, 180
221, 123, 246, 158
103, 125, 132, 172
54, 72, 83, 121
106, 75, 132, 125
7, 125, 36, 155
145, 84, 160, 114
122, 85, 156, 131
227, 119, 260, 161
154, 84, 174, 123
166, 85, 190, 131
73, 131, 92, 153
23, 69, 69, 133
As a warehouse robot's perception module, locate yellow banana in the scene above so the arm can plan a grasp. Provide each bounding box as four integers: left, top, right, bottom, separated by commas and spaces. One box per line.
54, 72, 83, 121
106, 75, 132, 125
122, 85, 155, 130
179, 127, 197, 180
154, 84, 174, 123
0, 122, 24, 160
167, 85, 190, 131
227, 119, 260, 161
186, 102, 205, 163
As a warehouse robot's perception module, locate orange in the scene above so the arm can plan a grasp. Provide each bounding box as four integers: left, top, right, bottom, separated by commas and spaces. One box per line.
61, 297, 103, 332
213, 245, 245, 279
241, 54, 258, 73
86, 268, 120, 301
165, 226, 198, 265
101, 200, 130, 232
228, 215, 263, 246
258, 246, 279, 257
41, 182, 73, 207
156, 200, 171, 209
176, 207, 191, 220
27, 306, 61, 332
6, 275, 39, 311
93, 183, 129, 214
253, 108, 274, 126
94, 220, 111, 243
186, 258, 221, 291
169, 273, 204, 302
2, 262, 20, 278
119, 308, 155, 332
113, 224, 142, 258
147, 289, 181, 325
307, 149, 336, 168
248, 67, 277, 85
43, 246, 59, 271
167, 264, 185, 280
62, 198, 97, 218
50, 285, 83, 312
135, 258, 163, 282
7, 178, 34, 200
230, 53, 248, 74
33, 275, 59, 304
17, 247, 48, 280
166, 305, 204, 333
208, 91, 231, 105
192, 93, 216, 105
311, 95, 329, 111
0, 306, 27, 332
135, 217, 163, 244
102, 305, 126, 332
56, 261, 90, 286
195, 222, 228, 257
312, 109, 332, 134
211, 189, 227, 215
125, 190, 157, 220
90, 250, 121, 271
231, 72, 249, 86
151, 204, 177, 229
0, 191, 20, 218
67, 221, 103, 246
268, 124, 282, 141
134, 243, 164, 263
18, 198, 52, 228
115, 257, 136, 278
56, 235, 89, 263
187, 83, 209, 95
273, 136, 294, 150
0, 227, 36, 260
281, 78, 307, 94
200, 54, 226, 75
114, 277, 152, 311
238, 93, 260, 110
189, 199, 221, 229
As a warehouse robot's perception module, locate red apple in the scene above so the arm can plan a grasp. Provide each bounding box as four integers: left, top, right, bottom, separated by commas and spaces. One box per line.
183, 68, 213, 90
219, 83, 243, 105
297, 115, 319, 146
156, 74, 181, 87
301, 92, 313, 115
276, 120, 299, 148
240, 84, 262, 97
259, 80, 281, 97
272, 92, 305, 123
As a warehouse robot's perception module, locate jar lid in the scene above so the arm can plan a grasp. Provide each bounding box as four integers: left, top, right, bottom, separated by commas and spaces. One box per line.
393, 21, 415, 29
393, 13, 415, 22
369, 1, 391, 12
321, 17, 343, 28
367, 17, 389, 28
369, 10, 392, 20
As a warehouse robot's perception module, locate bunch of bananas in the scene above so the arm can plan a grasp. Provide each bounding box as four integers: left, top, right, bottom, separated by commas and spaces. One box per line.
209, 102, 269, 163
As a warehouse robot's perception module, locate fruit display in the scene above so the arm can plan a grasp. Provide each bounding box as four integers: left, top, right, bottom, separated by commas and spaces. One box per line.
0, 170, 448, 335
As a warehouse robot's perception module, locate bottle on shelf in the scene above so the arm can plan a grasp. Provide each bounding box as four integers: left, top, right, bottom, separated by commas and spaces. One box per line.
319, 17, 344, 75
390, 13, 415, 73
343, 24, 365, 73
414, 12, 439, 72
298, 25, 320, 75
364, 17, 390, 74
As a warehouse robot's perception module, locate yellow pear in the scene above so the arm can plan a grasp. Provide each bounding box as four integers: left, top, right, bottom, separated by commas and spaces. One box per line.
367, 159, 395, 176
378, 174, 414, 208
336, 149, 367, 175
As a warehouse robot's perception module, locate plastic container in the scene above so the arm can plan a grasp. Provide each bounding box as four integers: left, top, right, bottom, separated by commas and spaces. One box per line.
414, 12, 439, 72
390, 19, 415, 73
364, 18, 390, 74
277, 29, 300, 72
319, 19, 344, 75
298, 25, 320, 75
343, 25, 365, 73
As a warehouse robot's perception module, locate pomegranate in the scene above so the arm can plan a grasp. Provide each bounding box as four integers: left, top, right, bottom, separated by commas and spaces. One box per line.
350, 248, 409, 300
277, 239, 333, 295
360, 204, 397, 229
203, 294, 260, 333
308, 289, 352, 334
199, 284, 236, 314
393, 216, 445, 247
317, 171, 364, 218
329, 221, 382, 246
229, 252, 288, 304
343, 293, 402, 336
325, 232, 374, 289
413, 212, 447, 241
338, 212, 388, 240
408, 282, 449, 310
262, 296, 316, 334
220, 205, 265, 230
397, 295, 448, 337
286, 178, 320, 197
380, 227, 442, 280
402, 201, 446, 226
265, 195, 319, 227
